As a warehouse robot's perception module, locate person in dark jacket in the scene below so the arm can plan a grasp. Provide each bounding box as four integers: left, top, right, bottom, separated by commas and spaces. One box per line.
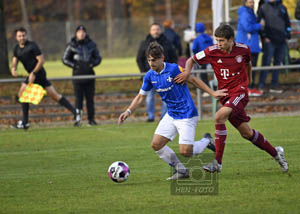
163, 20, 182, 57
136, 23, 177, 122
295, 0, 300, 20
257, 0, 291, 93
236, 0, 265, 96
192, 22, 213, 87
63, 25, 101, 126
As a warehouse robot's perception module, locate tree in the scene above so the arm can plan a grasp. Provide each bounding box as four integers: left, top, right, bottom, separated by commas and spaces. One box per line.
165, 0, 172, 20
0, 0, 10, 76
19, 0, 32, 40
106, 0, 123, 56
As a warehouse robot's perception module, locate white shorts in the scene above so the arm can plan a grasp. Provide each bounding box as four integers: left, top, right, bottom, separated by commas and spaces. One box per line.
155, 113, 198, 145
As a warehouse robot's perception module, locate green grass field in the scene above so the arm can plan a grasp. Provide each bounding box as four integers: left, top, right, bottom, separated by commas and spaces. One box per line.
1, 116, 300, 213
15, 57, 140, 78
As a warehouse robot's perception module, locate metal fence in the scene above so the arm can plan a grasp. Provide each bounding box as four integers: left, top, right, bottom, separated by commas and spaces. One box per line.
1, 64, 299, 120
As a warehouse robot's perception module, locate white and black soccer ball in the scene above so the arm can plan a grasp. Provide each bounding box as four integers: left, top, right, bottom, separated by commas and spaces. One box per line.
108, 161, 130, 183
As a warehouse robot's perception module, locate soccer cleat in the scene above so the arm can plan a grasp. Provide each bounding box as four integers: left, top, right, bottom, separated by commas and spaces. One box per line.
248, 88, 263, 97
11, 120, 30, 130
88, 120, 98, 126
203, 159, 222, 173
274, 146, 288, 172
167, 169, 189, 180
203, 133, 216, 152
269, 88, 283, 94
74, 109, 82, 127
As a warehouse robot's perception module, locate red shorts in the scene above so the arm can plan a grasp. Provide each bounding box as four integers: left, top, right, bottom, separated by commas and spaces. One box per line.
221, 93, 251, 128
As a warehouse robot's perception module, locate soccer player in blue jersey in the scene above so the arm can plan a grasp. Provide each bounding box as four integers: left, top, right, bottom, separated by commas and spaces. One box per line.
118, 42, 227, 180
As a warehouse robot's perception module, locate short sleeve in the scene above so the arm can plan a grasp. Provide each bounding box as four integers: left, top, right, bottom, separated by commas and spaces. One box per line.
31, 42, 42, 56
139, 72, 153, 95
193, 48, 211, 65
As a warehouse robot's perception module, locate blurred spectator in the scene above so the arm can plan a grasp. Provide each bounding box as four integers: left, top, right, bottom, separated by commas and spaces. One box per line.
63, 25, 101, 126
258, 0, 291, 93
236, 0, 265, 96
137, 23, 177, 122
296, 0, 300, 20
192, 22, 213, 87
163, 20, 182, 57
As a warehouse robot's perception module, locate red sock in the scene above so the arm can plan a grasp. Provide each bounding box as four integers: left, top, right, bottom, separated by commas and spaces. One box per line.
250, 129, 277, 157
215, 124, 227, 164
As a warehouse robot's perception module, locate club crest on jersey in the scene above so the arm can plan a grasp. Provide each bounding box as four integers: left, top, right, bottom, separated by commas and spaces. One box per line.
167, 76, 173, 82
235, 55, 243, 63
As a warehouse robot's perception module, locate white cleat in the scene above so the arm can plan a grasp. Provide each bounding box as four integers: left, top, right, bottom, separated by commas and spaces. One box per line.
203, 159, 222, 173
275, 146, 288, 173
167, 169, 189, 180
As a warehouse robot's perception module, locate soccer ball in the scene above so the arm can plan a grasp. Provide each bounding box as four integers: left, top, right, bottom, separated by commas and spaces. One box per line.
108, 161, 130, 183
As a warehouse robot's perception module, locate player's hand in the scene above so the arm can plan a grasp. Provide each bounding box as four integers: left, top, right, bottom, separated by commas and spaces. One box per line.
174, 71, 189, 84
212, 89, 228, 99
11, 68, 18, 77
260, 19, 265, 29
264, 38, 270, 43
118, 111, 130, 126
28, 72, 36, 83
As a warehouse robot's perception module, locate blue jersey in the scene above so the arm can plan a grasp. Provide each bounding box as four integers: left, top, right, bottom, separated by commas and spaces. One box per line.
140, 63, 198, 119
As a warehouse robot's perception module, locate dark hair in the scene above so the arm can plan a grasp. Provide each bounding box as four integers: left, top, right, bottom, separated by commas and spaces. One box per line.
214, 24, 235, 39
146, 42, 164, 59
150, 22, 161, 29
14, 27, 27, 35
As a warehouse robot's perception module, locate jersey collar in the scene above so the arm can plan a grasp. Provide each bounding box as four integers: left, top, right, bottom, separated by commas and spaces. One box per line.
156, 63, 166, 74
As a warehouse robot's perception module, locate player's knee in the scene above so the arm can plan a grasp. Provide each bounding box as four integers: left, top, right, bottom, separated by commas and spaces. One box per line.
151, 141, 161, 151
179, 147, 192, 157
52, 93, 61, 102
214, 114, 225, 124
240, 130, 252, 140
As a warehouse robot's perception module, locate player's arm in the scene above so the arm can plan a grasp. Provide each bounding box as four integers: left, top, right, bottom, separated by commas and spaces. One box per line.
11, 57, 19, 77
187, 75, 228, 99
246, 62, 252, 85
28, 55, 44, 83
118, 93, 146, 125
32, 55, 44, 74
173, 57, 195, 84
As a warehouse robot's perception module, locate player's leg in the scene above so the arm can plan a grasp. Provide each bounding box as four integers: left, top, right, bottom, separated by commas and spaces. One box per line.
193, 133, 216, 154
45, 85, 76, 116
153, 114, 188, 180
237, 122, 288, 172
203, 106, 232, 173
13, 83, 30, 129
175, 116, 213, 155
237, 122, 276, 156
214, 106, 232, 163
19, 83, 29, 124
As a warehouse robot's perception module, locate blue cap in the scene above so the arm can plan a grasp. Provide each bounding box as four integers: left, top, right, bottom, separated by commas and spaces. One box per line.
195, 22, 205, 33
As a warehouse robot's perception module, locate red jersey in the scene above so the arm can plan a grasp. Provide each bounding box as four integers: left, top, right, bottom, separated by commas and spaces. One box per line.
193, 43, 251, 103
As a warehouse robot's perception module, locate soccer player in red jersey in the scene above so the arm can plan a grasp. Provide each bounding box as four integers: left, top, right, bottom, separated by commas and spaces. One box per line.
175, 24, 288, 173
